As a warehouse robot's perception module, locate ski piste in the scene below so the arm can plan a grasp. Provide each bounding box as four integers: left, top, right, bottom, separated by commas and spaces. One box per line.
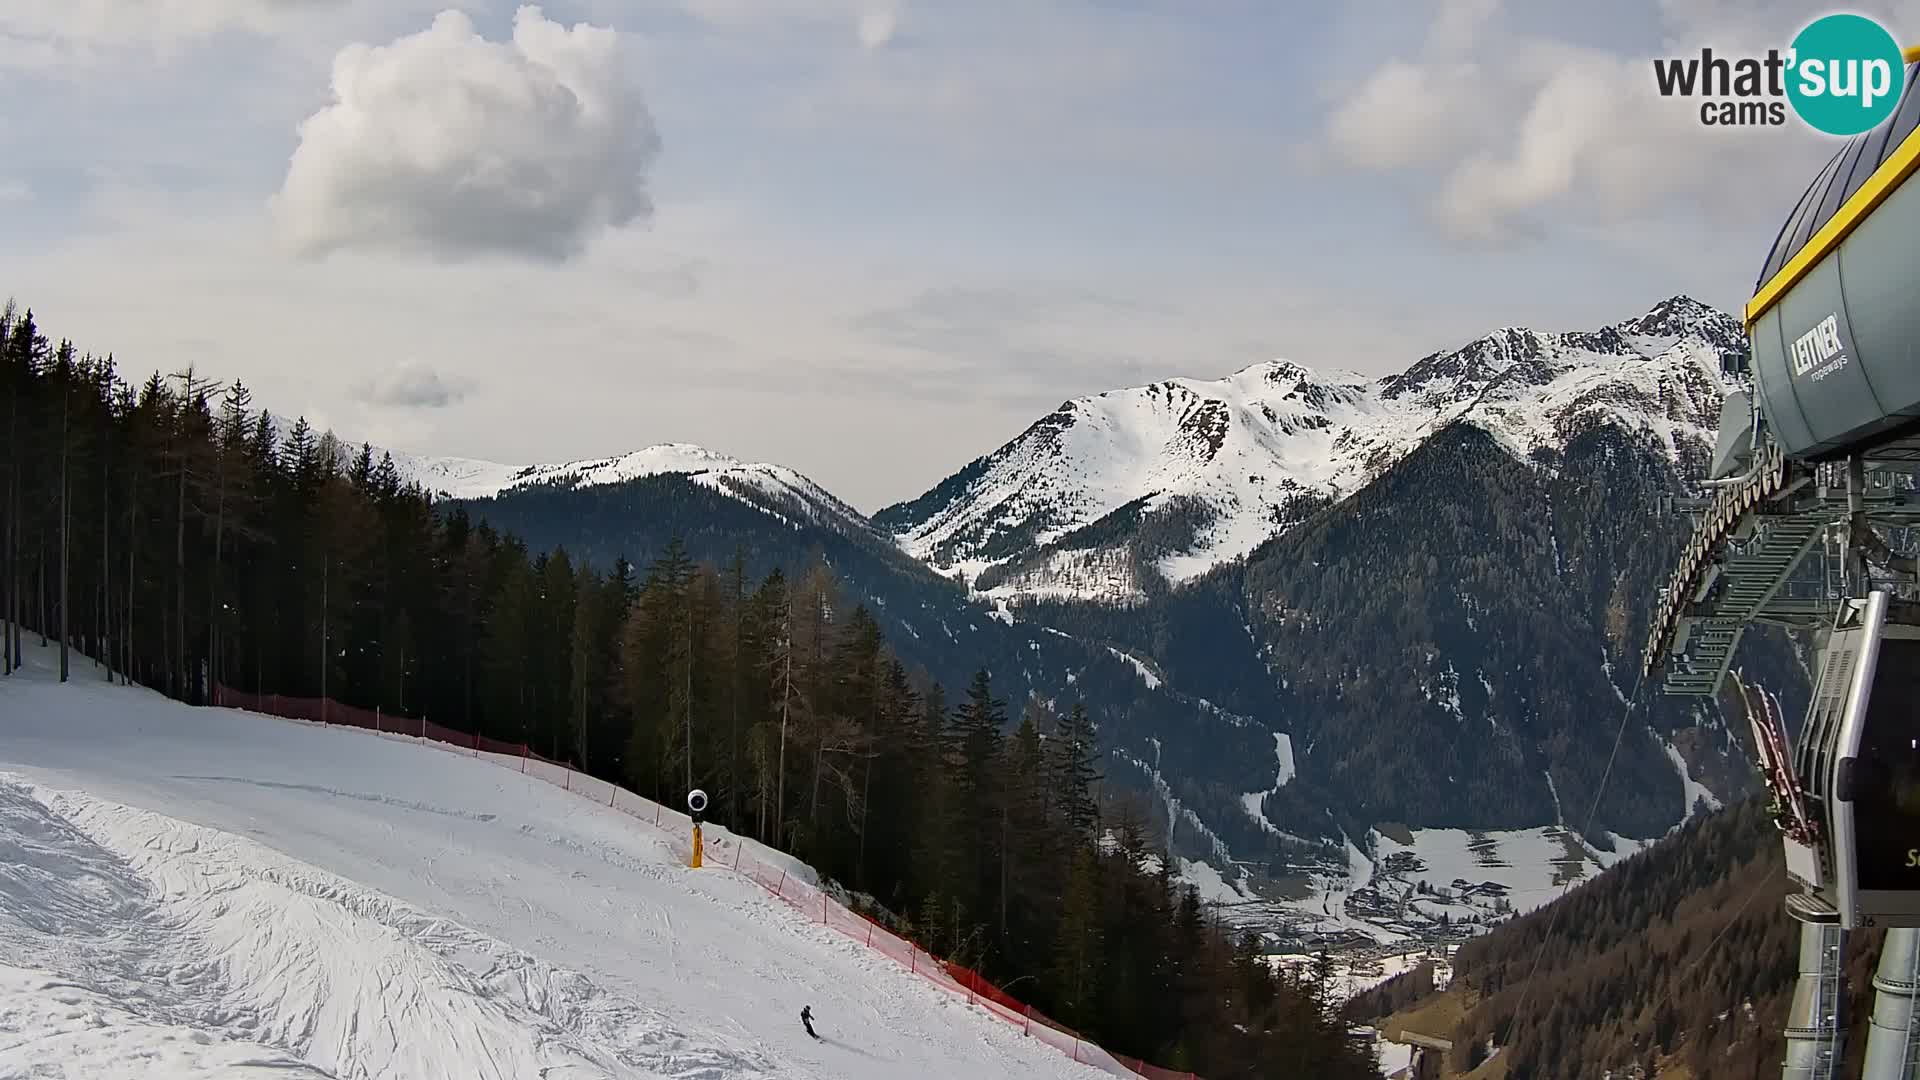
0, 642, 1189, 1079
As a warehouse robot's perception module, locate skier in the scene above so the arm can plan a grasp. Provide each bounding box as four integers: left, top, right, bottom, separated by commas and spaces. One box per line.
801, 1005, 819, 1040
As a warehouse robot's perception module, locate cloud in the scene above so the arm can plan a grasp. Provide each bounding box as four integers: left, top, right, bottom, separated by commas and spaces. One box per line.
619, 258, 706, 298
0, 180, 28, 203
676, 0, 901, 48
856, 6, 897, 50
349, 362, 473, 409
1323, 58, 1498, 171
270, 5, 660, 262
850, 285, 1189, 404
0, 0, 347, 66
1313, 0, 1920, 243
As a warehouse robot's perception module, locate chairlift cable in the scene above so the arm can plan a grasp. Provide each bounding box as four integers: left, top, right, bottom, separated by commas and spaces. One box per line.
1502, 663, 1646, 1049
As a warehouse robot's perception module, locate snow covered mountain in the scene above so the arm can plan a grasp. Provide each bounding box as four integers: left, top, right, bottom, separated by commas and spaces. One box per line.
874, 296, 1741, 604
384, 441, 876, 538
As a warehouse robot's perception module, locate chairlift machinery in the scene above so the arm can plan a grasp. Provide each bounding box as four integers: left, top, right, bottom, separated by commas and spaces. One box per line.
1642, 57, 1920, 1080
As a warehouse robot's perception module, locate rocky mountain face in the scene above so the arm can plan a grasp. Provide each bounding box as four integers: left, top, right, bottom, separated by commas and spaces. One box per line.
876, 296, 1737, 607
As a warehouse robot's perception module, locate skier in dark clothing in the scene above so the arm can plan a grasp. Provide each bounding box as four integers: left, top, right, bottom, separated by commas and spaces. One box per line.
801, 1005, 818, 1040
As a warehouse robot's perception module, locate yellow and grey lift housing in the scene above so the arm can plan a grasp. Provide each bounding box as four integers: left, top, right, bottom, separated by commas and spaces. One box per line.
1747, 55, 1920, 464
1645, 57, 1920, 934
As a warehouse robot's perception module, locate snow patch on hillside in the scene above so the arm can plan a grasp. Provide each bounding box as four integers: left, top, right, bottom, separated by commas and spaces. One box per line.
1661, 736, 1724, 823
1174, 857, 1253, 906
1239, 733, 1297, 838
1106, 647, 1161, 690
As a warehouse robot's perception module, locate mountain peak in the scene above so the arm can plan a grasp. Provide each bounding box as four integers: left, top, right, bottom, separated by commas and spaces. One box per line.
884, 296, 1744, 602
1233, 358, 1314, 383
1617, 294, 1733, 339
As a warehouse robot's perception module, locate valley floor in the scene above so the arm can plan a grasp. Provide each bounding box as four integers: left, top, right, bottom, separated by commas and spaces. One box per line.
0, 641, 1103, 1079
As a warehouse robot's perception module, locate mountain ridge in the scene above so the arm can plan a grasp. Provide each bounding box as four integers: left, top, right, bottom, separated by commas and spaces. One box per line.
873, 294, 1740, 605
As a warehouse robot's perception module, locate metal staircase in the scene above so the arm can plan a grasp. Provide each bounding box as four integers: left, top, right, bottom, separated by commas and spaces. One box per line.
1649, 457, 1920, 697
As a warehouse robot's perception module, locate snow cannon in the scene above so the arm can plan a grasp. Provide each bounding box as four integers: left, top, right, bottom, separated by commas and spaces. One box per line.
687, 789, 708, 869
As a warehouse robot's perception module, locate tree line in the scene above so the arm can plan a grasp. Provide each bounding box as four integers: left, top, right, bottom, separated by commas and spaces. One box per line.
0, 302, 1379, 1079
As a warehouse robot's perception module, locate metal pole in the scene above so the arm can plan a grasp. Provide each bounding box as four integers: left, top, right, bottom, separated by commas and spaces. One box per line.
1860, 927, 1920, 1080
1783, 917, 1847, 1080
320, 558, 328, 723
685, 602, 693, 798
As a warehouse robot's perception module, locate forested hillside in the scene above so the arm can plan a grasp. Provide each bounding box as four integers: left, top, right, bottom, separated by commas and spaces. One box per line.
0, 301, 1377, 1079
457, 450, 1347, 873
1354, 798, 1892, 1080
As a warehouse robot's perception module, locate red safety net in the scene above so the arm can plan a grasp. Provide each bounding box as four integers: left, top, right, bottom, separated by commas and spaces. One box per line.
421, 718, 469, 749
474, 732, 524, 758
208, 682, 1200, 1080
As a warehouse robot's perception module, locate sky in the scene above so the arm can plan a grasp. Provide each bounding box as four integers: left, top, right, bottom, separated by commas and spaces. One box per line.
2, 0, 1916, 510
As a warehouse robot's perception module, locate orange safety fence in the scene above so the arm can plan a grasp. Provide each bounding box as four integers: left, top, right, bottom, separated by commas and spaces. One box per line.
208, 683, 1200, 1080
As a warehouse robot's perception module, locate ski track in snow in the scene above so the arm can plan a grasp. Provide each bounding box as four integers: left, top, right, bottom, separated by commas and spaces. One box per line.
0, 775, 721, 1080
0, 644, 1103, 1080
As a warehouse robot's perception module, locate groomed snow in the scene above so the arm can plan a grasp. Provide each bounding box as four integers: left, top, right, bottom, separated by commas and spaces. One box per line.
0, 644, 1105, 1080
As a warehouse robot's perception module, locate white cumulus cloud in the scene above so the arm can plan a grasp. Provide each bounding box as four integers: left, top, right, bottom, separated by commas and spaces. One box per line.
271, 5, 660, 262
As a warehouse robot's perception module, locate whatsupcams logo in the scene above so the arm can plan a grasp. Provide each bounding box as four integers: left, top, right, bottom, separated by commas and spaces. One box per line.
1654, 13, 1906, 134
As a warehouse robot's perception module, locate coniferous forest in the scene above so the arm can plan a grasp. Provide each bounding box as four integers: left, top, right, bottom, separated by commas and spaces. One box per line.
1346, 797, 1887, 1080
0, 302, 1379, 1079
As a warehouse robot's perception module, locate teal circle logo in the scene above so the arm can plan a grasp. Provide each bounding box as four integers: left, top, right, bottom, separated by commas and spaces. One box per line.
1787, 14, 1906, 135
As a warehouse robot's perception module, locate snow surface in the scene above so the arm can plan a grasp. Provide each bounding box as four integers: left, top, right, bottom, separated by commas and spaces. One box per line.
886, 297, 1734, 601
1270, 949, 1448, 1004
1376, 1038, 1415, 1078
0, 644, 1106, 1080
1371, 827, 1600, 917
1661, 736, 1725, 823
1272, 732, 1296, 787
1105, 647, 1161, 690
1238, 733, 1296, 838
1173, 857, 1251, 906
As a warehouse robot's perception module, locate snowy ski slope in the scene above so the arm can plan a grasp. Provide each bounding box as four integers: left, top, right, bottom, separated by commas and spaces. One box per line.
0, 643, 1106, 1079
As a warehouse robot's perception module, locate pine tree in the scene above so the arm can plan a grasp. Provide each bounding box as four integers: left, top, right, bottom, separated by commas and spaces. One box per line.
1052, 701, 1101, 840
